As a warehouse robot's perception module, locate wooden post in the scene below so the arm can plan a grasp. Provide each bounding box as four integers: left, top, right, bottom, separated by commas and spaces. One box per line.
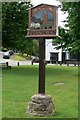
38, 38, 45, 94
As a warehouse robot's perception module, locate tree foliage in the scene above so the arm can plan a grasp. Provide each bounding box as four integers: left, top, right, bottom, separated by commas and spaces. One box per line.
53, 27, 71, 51
62, 2, 80, 54
2, 2, 38, 56
54, 2, 80, 54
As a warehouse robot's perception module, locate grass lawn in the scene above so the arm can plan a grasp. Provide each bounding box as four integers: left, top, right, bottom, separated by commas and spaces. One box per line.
0, 68, 2, 120
11, 54, 31, 61
2, 65, 78, 118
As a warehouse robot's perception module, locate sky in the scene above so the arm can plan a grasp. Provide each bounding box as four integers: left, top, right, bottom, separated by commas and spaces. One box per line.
31, 0, 68, 27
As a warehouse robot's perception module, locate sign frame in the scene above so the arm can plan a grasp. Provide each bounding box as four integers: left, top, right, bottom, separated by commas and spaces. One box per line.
27, 4, 58, 38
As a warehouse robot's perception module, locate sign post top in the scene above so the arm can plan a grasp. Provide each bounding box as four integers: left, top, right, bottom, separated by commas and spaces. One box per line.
30, 3, 58, 9
27, 3, 58, 38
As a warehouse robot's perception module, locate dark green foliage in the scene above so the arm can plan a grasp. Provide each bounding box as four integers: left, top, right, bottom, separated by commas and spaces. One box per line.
2, 2, 38, 56
54, 2, 80, 54
3, 2, 28, 48
62, 2, 80, 54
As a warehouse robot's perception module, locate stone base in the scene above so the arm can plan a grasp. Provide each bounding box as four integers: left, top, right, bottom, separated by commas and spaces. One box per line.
27, 94, 55, 116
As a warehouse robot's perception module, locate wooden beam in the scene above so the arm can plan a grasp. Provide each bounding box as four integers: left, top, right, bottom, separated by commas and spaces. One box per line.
38, 38, 45, 94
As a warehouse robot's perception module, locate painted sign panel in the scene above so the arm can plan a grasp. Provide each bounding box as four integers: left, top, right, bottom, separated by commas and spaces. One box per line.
27, 4, 58, 38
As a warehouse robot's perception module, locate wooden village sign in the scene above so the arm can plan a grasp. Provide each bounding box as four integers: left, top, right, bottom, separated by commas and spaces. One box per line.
27, 4, 58, 116
27, 4, 58, 38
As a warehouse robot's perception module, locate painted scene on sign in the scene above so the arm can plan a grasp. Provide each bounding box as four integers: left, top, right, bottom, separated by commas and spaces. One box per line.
30, 10, 54, 30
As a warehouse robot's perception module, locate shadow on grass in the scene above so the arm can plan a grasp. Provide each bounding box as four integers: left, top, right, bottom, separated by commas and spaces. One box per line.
2, 66, 39, 77
2, 65, 76, 77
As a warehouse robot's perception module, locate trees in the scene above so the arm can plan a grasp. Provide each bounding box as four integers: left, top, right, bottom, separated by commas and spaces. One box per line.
61, 2, 80, 54
2, 2, 38, 56
2, 2, 28, 48
54, 2, 80, 57
53, 27, 71, 51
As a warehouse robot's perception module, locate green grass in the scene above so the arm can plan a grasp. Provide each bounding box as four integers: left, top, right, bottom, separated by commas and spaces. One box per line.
11, 54, 32, 61
11, 54, 26, 61
0, 68, 2, 120
2, 66, 78, 118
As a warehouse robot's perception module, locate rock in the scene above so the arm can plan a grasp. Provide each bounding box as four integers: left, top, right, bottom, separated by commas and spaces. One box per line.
27, 94, 55, 116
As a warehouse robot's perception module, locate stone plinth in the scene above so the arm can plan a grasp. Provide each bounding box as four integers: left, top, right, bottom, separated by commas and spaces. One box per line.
27, 94, 55, 116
